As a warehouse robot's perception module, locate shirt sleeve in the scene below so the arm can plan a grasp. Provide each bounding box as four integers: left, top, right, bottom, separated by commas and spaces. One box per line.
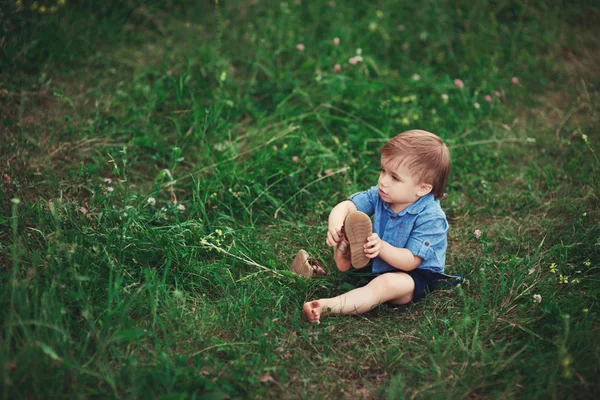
347, 186, 378, 217
405, 216, 448, 269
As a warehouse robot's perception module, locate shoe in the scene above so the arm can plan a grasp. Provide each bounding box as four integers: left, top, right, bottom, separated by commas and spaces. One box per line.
343, 211, 372, 269
290, 250, 328, 278
290, 249, 312, 278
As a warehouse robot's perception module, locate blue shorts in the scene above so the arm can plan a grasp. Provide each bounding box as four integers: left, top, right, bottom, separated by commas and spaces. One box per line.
353, 265, 463, 303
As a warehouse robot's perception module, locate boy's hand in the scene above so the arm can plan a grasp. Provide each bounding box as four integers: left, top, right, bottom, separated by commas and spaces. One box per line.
364, 233, 382, 258
326, 226, 343, 247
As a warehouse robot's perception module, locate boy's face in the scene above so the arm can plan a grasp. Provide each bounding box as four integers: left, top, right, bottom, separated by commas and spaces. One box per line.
378, 156, 432, 212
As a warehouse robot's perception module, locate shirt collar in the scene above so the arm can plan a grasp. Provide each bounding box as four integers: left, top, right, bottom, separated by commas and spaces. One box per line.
382, 193, 434, 216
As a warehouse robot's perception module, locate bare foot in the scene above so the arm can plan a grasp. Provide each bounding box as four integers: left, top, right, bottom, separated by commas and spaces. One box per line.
311, 263, 328, 276
334, 242, 352, 272
302, 300, 323, 323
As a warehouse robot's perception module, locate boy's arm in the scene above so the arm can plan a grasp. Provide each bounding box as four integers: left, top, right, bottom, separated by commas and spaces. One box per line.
378, 242, 422, 271
365, 215, 448, 271
326, 200, 357, 246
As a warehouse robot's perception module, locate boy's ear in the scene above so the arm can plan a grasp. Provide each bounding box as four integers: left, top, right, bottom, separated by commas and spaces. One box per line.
417, 183, 433, 197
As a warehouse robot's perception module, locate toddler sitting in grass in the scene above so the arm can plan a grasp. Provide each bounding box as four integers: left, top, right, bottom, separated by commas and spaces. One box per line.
291, 129, 461, 323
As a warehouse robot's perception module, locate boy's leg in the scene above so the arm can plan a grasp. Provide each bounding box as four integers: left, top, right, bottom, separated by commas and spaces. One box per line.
302, 272, 415, 323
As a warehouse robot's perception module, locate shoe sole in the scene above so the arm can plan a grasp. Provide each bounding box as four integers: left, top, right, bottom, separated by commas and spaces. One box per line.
344, 211, 372, 269
290, 249, 312, 278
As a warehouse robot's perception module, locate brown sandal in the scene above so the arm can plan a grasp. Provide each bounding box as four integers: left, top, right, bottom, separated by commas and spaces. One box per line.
343, 211, 372, 269
290, 249, 328, 278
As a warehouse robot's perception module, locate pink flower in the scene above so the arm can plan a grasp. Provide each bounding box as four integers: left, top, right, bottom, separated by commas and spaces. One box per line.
79, 207, 88, 214
494, 91, 501, 97
296, 43, 305, 52
349, 56, 363, 64
332, 37, 340, 46
474, 102, 480, 109
512, 77, 519, 84
397, 24, 405, 31
401, 43, 409, 50
292, 156, 299, 162
3, 174, 10, 185
272, 145, 278, 151
441, 94, 449, 101
107, 187, 114, 192
473, 229, 482, 239
324, 169, 334, 176
454, 79, 464, 89
147, 197, 156, 206
333, 63, 342, 73
104, 177, 112, 184
485, 95, 492, 102
178, 204, 186, 211
340, 167, 348, 174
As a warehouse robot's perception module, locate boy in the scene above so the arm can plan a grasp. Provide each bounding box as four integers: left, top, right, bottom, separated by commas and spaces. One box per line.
291, 129, 458, 323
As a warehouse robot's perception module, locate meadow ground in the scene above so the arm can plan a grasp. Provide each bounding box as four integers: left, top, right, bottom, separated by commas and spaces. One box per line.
1, 0, 599, 398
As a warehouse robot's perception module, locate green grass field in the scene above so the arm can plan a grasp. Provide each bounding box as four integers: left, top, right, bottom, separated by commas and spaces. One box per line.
1, 0, 599, 398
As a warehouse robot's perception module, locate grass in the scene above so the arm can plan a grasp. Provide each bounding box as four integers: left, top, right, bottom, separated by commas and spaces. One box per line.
1, 0, 599, 398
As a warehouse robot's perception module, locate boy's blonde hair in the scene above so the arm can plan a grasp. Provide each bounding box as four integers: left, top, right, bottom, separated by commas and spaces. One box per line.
380, 129, 450, 199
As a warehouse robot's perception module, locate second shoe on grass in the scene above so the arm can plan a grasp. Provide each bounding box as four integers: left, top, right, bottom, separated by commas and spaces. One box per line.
290, 249, 312, 278
290, 249, 328, 278
343, 211, 373, 269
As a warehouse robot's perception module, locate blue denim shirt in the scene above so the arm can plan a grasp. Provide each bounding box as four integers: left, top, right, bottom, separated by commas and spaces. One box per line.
348, 186, 448, 273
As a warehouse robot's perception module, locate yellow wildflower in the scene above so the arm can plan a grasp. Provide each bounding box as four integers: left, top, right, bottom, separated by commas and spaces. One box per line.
59, 0, 67, 5
39, 5, 47, 13
401, 117, 410, 125
32, 1, 39, 10
549, 263, 557, 273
